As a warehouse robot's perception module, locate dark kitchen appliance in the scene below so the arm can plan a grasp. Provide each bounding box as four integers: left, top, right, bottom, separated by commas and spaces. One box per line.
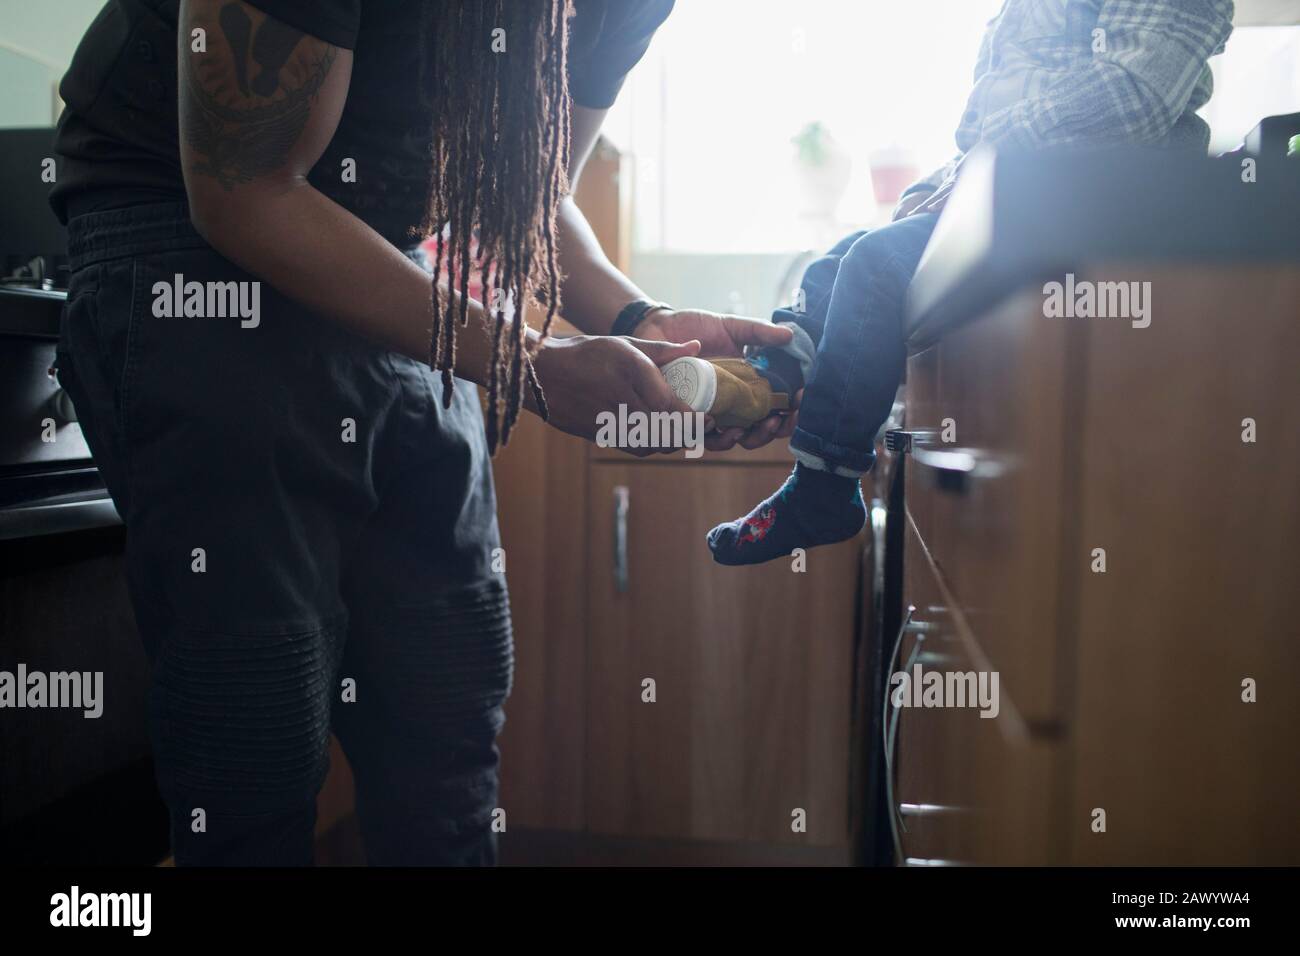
0, 127, 69, 290
0, 127, 168, 865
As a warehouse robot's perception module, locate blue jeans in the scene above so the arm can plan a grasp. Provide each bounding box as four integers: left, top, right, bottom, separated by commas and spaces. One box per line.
782, 213, 938, 474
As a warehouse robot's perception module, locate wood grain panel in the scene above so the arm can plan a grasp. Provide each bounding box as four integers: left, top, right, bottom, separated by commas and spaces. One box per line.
572, 136, 631, 274
905, 289, 1070, 726
1066, 266, 1300, 865
895, 517, 1057, 865
585, 462, 860, 846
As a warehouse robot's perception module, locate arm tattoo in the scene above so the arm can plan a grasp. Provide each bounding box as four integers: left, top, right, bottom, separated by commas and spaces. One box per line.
182, 2, 337, 189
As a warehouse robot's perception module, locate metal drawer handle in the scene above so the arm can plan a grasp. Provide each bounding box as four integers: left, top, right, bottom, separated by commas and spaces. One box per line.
904, 857, 969, 867
885, 606, 935, 863
885, 608, 964, 862
915, 650, 960, 667
613, 485, 629, 593
882, 607, 914, 775
884, 428, 934, 453
911, 447, 1010, 495
899, 803, 971, 818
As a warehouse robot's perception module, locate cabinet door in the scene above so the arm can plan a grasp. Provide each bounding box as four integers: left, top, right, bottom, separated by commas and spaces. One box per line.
1067, 266, 1300, 864
586, 462, 860, 847
893, 517, 1057, 866
904, 290, 1071, 728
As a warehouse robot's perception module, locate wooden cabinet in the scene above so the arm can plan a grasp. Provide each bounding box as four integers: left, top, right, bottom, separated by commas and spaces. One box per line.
495, 434, 864, 861
491, 138, 864, 863
892, 515, 1057, 866
903, 291, 1071, 728
892, 266, 1300, 866
585, 463, 857, 846
1065, 267, 1300, 865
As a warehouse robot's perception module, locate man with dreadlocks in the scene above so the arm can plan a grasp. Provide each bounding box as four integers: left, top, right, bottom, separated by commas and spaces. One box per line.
50, 0, 792, 866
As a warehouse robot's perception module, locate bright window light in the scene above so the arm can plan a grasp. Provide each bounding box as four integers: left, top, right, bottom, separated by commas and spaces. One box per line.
606, 4, 1300, 257
605, 0, 1005, 254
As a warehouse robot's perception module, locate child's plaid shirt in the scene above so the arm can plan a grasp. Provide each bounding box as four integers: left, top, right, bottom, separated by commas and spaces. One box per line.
908, 0, 1235, 196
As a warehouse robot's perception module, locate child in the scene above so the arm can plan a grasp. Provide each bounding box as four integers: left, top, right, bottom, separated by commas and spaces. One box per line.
704, 0, 1235, 565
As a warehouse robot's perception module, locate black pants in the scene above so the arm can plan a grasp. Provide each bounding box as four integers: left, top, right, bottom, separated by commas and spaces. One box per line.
57, 203, 513, 865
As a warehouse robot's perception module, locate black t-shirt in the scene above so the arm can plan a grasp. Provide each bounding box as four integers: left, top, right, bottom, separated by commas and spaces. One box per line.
50, 0, 673, 245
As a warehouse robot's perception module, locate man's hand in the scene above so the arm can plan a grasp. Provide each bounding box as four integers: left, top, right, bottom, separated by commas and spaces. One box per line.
636, 308, 797, 450
530, 333, 704, 456
635, 307, 792, 359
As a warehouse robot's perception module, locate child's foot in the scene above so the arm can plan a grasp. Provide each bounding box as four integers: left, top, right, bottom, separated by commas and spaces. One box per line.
707, 463, 865, 566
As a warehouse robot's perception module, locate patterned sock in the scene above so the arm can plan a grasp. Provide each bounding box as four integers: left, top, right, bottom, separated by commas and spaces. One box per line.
707, 462, 865, 566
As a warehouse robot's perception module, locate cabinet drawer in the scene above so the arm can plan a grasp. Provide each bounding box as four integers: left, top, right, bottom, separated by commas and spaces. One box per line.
891, 518, 1058, 865
901, 289, 1071, 725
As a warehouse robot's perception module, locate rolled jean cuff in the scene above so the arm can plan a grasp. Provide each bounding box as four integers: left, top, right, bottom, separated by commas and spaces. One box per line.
772, 319, 818, 384
790, 426, 875, 475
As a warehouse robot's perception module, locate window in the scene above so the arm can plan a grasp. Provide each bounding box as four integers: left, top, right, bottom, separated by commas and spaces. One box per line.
605, 0, 1005, 256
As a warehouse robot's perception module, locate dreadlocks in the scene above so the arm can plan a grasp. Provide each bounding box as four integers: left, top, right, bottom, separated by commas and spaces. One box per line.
419, 0, 573, 453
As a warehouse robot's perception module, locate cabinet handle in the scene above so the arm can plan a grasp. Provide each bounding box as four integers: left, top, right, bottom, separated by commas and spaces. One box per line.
899, 802, 970, 818
885, 610, 961, 863
903, 857, 969, 867
911, 447, 1011, 495
881, 606, 914, 767
912, 447, 975, 494
882, 605, 915, 862
613, 485, 629, 593
885, 428, 932, 453
869, 500, 888, 618
887, 425, 1011, 496
915, 648, 961, 667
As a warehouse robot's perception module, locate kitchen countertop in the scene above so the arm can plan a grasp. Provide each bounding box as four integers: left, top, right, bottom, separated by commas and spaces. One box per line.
904, 146, 1300, 353
0, 285, 66, 340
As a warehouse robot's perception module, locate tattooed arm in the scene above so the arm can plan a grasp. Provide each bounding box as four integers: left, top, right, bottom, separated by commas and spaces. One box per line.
178, 0, 501, 380
178, 0, 697, 444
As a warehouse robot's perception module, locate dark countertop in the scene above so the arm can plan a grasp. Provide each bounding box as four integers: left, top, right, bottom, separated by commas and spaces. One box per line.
0, 285, 66, 340
904, 146, 1300, 352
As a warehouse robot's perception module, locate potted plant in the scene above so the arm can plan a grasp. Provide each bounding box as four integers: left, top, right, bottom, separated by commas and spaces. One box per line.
791, 121, 852, 219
